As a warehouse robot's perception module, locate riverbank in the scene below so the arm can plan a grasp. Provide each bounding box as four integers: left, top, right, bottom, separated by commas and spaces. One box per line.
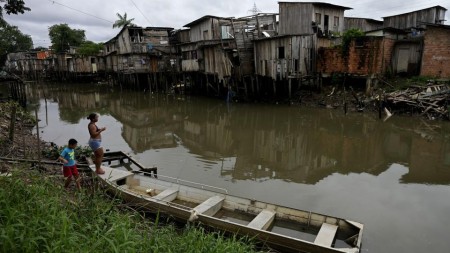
293, 76, 449, 121
0, 101, 264, 253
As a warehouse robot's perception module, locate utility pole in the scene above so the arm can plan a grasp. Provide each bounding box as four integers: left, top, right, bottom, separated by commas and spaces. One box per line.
248, 2, 261, 15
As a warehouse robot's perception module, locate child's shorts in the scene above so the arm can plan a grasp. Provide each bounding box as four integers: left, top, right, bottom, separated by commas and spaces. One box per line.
63, 165, 79, 177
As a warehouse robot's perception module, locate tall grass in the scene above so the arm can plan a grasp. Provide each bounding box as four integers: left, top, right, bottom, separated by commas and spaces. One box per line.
0, 169, 261, 253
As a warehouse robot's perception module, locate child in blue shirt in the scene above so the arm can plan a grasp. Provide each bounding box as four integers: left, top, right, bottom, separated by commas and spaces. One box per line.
58, 139, 81, 190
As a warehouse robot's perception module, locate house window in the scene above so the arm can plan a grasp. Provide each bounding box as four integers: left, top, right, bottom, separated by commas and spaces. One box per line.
182, 51, 190, 60
278, 46, 285, 59
294, 59, 299, 72
334, 16, 339, 27
315, 13, 322, 25
203, 30, 209, 40
221, 26, 233, 39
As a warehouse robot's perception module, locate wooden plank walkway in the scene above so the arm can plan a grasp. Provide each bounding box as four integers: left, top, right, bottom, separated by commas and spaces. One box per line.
89, 165, 133, 182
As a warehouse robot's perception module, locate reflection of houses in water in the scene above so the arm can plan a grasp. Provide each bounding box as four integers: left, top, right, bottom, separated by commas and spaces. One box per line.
108, 97, 183, 152
181, 116, 235, 159
28, 84, 110, 123
402, 135, 450, 185
122, 124, 176, 152
28, 84, 450, 185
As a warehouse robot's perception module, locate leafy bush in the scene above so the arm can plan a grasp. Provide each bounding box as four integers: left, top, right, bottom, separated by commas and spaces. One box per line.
341, 28, 365, 56
42, 143, 92, 162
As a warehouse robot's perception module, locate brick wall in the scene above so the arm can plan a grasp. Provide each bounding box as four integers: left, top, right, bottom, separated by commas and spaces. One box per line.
317, 37, 395, 76
421, 26, 450, 78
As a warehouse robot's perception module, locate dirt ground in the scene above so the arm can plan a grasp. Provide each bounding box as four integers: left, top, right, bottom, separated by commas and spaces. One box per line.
0, 102, 93, 190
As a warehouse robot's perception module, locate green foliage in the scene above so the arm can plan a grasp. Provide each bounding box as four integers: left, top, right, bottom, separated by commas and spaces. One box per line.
113, 12, 135, 29
42, 143, 92, 162
0, 21, 33, 55
0, 101, 35, 124
0, 169, 261, 253
341, 28, 365, 56
76, 41, 103, 56
48, 24, 86, 53
0, 0, 30, 17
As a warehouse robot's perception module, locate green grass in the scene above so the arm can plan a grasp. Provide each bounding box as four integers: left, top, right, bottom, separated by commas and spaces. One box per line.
0, 168, 261, 253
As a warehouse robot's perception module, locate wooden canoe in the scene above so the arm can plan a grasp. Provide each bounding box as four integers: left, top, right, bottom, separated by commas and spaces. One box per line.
90, 163, 363, 253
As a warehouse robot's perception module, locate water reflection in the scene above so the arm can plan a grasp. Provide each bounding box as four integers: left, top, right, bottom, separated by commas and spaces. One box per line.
27, 83, 450, 186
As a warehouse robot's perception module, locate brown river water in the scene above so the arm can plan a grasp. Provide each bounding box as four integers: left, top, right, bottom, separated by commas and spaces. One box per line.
27, 83, 450, 253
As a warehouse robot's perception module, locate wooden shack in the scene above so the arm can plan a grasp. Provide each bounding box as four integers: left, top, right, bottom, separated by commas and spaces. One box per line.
383, 6, 448, 77
103, 26, 176, 89
180, 15, 238, 95
279, 1, 351, 48
251, 2, 351, 98
5, 51, 53, 80
232, 13, 278, 97
344, 18, 383, 32
383, 6, 447, 30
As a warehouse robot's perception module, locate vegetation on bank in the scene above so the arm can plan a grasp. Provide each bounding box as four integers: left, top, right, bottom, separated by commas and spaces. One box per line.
0, 168, 261, 253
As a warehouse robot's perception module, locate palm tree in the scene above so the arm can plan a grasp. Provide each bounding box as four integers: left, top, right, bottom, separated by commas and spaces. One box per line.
112, 12, 135, 29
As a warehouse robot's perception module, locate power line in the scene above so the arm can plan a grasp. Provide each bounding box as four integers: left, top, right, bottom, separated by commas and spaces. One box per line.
47, 0, 113, 23
129, 0, 151, 25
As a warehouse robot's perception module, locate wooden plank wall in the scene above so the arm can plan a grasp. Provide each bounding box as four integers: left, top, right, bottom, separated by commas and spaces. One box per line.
254, 35, 315, 80
279, 3, 346, 35
384, 7, 446, 30
203, 46, 231, 80
189, 18, 222, 42
344, 18, 383, 32
279, 3, 314, 35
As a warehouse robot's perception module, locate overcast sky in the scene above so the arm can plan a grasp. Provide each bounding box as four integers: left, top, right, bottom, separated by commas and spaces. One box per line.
4, 0, 450, 48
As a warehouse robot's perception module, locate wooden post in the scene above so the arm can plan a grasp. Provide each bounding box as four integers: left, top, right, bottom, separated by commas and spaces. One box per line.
273, 79, 277, 97
147, 74, 151, 92
256, 76, 260, 95
251, 76, 255, 95
35, 108, 41, 166
9, 105, 17, 142
288, 78, 292, 99
344, 86, 347, 115
378, 89, 382, 119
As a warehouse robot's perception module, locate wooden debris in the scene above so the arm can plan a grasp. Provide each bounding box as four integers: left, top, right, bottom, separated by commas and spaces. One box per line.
385, 83, 450, 120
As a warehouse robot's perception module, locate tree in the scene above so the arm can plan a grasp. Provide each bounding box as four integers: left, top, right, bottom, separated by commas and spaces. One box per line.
48, 24, 85, 53
0, 0, 30, 18
0, 22, 33, 55
112, 12, 135, 29
77, 41, 103, 56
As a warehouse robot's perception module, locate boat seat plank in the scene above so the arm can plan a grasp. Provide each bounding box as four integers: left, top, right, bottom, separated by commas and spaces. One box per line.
193, 196, 225, 216
314, 223, 338, 247
247, 209, 276, 230
90, 165, 133, 182
151, 188, 178, 202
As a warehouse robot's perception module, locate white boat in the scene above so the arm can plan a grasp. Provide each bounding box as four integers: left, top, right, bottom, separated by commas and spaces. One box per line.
89, 154, 363, 253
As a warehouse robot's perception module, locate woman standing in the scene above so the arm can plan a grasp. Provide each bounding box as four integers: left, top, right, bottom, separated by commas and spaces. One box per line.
87, 113, 106, 174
